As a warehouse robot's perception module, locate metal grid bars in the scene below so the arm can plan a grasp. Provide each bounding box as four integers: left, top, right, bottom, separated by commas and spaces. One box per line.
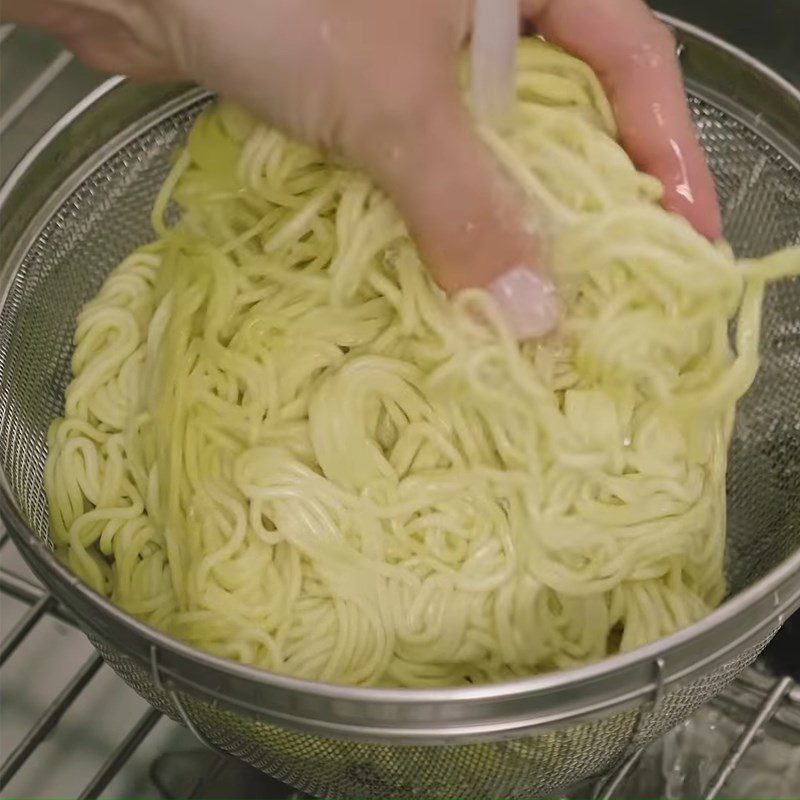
0, 25, 104, 184
2, 527, 799, 799
0, 532, 163, 799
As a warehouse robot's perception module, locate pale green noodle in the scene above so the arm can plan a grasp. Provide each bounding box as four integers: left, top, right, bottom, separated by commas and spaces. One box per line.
46, 40, 800, 687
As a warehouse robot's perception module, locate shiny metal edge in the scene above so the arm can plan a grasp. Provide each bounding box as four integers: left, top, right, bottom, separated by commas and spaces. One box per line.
659, 13, 800, 170
1, 20, 799, 741
659, 13, 800, 104
0, 79, 206, 298
0, 75, 123, 208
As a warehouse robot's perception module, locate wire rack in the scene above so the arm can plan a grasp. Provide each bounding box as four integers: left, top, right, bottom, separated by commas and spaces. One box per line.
0, 533, 161, 799
1, 20, 799, 800
2, 525, 799, 799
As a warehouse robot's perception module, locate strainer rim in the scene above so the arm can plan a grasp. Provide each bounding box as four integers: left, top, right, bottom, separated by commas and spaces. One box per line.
662, 13, 800, 105
1, 16, 799, 735
3, 480, 800, 731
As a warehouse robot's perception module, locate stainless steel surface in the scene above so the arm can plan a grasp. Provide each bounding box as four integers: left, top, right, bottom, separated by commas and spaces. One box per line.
593, 748, 645, 800
0, 533, 177, 798
3, 532, 798, 799
0, 532, 178, 798
0, 563, 76, 626
78, 709, 163, 800
0, 26, 104, 183
0, 51, 74, 137
702, 676, 796, 799
0, 594, 53, 667
0, 654, 104, 788
1, 15, 799, 800
651, 0, 800, 88
599, 673, 800, 800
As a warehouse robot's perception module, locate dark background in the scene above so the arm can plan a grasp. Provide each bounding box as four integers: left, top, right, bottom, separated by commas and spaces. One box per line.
650, 0, 799, 85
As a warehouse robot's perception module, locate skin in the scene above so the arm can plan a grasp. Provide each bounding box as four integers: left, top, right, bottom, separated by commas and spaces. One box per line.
3, 0, 722, 338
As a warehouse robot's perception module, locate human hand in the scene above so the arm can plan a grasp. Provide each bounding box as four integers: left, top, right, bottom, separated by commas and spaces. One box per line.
3, 0, 722, 339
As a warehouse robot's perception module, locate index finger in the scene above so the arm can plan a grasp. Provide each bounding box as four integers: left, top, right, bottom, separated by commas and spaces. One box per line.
524, 0, 722, 240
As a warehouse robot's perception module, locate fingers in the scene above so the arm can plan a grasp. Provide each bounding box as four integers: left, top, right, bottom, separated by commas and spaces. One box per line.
360, 96, 558, 339
3, 0, 186, 80
169, 0, 558, 339
525, 0, 722, 240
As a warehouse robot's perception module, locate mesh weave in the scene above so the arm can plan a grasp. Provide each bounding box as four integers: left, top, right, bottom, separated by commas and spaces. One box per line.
0, 92, 798, 797
89, 630, 776, 798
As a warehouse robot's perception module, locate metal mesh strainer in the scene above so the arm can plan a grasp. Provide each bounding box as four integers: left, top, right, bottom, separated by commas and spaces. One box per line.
1, 18, 799, 799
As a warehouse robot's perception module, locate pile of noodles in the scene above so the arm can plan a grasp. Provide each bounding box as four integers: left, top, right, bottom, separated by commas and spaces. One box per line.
45, 40, 800, 687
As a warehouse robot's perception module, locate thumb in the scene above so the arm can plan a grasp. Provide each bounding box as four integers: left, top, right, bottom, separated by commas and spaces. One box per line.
358, 98, 559, 340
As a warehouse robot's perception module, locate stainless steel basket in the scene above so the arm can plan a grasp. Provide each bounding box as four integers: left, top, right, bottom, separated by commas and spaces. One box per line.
1, 18, 799, 799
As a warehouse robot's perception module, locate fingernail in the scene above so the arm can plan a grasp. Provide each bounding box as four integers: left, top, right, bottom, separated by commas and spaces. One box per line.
487, 266, 558, 340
